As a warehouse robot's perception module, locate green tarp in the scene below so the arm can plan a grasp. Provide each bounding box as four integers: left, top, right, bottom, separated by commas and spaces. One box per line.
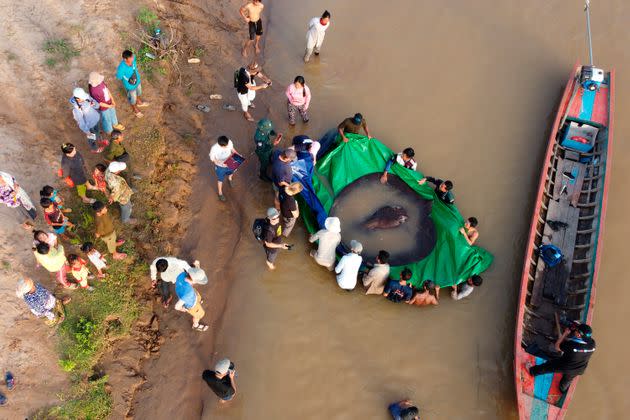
300, 133, 493, 288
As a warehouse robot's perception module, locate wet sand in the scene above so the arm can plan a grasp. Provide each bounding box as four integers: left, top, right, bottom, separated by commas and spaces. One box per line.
137, 1, 630, 419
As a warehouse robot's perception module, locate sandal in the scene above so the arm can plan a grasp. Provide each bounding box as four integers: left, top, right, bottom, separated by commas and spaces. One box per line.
112, 124, 125, 131
193, 324, 209, 332
196, 104, 210, 113
218, 194, 226, 202
137, 102, 151, 108
0, 392, 6, 406
113, 253, 127, 260
5, 372, 15, 391
116, 239, 126, 246
135, 111, 144, 118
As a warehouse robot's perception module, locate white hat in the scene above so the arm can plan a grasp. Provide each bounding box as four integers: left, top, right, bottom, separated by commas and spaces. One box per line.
88, 72, 105, 86
350, 240, 363, 254
16, 278, 34, 298
215, 358, 231, 375
324, 217, 341, 233
72, 87, 89, 100
108, 161, 127, 173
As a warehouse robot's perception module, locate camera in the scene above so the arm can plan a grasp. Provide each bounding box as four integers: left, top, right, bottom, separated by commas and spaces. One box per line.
286, 244, 294, 250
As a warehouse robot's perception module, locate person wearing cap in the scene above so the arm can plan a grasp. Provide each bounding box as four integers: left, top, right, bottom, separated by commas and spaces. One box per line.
16, 277, 67, 326
70, 87, 103, 152
418, 176, 454, 205
92, 200, 127, 260
88, 71, 125, 135
262, 207, 291, 270
0, 171, 37, 229
150, 256, 192, 308
116, 50, 149, 118
528, 322, 596, 392
60, 143, 95, 204
209, 135, 241, 202
285, 75, 311, 126
254, 118, 282, 182
383, 269, 414, 303
279, 182, 303, 238
337, 113, 372, 143
239, 0, 265, 57
235, 62, 271, 122
335, 240, 363, 290
174, 271, 208, 331
202, 358, 237, 402
105, 161, 135, 223
309, 216, 342, 270
304, 10, 331, 63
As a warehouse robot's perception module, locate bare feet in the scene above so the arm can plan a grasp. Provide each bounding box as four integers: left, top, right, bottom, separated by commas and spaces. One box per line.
243, 112, 254, 122
266, 261, 275, 270
113, 252, 127, 260
241, 46, 248, 57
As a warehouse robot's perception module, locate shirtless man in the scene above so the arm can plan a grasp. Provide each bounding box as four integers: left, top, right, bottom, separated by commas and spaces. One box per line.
240, 0, 265, 57
408, 280, 440, 306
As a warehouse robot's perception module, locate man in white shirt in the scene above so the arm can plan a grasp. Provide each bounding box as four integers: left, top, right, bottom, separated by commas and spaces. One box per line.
304, 10, 331, 63
150, 256, 191, 308
451, 275, 483, 301
209, 136, 241, 202
335, 240, 363, 290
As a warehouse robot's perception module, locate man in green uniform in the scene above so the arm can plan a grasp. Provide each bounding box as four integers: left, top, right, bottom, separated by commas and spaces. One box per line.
254, 118, 282, 182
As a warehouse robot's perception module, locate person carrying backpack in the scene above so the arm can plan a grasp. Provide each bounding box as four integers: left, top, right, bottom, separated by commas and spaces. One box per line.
253, 208, 291, 270
234, 62, 272, 122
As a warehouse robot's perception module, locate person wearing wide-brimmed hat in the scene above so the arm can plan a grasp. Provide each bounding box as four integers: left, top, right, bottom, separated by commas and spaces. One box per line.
70, 87, 103, 152
88, 71, 125, 135
235, 61, 272, 122
335, 239, 363, 290
16, 277, 67, 326
105, 161, 135, 223
309, 217, 342, 271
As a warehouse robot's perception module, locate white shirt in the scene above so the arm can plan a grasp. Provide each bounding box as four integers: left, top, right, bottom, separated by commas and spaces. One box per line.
362, 263, 390, 295
335, 253, 362, 290
395, 153, 418, 171
209, 140, 234, 167
306, 17, 330, 49
309, 229, 341, 267
451, 283, 474, 301
87, 250, 107, 270
150, 257, 191, 283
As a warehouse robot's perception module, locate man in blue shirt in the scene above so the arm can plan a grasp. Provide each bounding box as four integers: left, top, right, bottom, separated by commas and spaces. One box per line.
174, 271, 208, 331
115, 50, 150, 118
383, 268, 414, 303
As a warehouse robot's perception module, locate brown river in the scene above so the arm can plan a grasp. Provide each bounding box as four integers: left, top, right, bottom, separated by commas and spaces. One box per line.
194, 1, 629, 419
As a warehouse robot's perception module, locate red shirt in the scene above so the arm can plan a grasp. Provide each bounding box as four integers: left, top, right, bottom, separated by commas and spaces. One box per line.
89, 82, 113, 110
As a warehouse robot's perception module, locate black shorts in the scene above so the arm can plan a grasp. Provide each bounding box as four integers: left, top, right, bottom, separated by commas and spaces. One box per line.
264, 247, 278, 263
248, 19, 263, 40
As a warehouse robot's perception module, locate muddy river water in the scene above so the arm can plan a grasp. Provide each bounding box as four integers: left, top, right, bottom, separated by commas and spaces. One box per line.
202, 1, 629, 419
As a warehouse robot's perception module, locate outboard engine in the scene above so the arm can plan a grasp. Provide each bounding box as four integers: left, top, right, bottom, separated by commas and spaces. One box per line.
580, 65, 604, 91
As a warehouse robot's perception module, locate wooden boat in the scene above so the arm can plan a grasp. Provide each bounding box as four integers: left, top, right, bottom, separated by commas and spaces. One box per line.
513, 61, 615, 420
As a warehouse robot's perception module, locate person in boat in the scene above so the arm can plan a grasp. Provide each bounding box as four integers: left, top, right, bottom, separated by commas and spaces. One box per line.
459, 217, 479, 245
337, 113, 372, 143
418, 176, 454, 204
528, 323, 596, 393
254, 118, 282, 182
408, 280, 440, 306
309, 216, 342, 271
362, 250, 391, 295
380, 147, 418, 184
382, 268, 414, 303
450, 275, 483, 301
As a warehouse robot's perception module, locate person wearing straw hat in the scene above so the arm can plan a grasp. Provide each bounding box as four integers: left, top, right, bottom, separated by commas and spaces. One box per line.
335, 240, 363, 290
174, 271, 208, 331
88, 71, 125, 136
105, 161, 135, 223
16, 277, 67, 326
309, 217, 342, 271
279, 182, 303, 238
202, 358, 237, 402
235, 61, 271, 122
70, 87, 103, 152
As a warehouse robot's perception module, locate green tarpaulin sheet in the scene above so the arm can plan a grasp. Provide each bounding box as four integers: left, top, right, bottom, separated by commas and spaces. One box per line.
300, 133, 493, 288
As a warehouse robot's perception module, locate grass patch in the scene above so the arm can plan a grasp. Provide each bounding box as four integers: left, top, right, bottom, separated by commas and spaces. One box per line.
37, 377, 112, 420
43, 38, 80, 68
136, 6, 160, 33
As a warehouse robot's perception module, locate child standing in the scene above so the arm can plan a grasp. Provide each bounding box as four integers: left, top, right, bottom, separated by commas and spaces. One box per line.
91, 163, 108, 194
67, 254, 94, 291
40, 198, 74, 238
40, 185, 72, 213
81, 242, 108, 278
92, 201, 127, 260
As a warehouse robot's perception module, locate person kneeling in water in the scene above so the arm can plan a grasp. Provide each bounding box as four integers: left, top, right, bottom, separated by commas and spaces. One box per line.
382, 268, 414, 303
408, 280, 440, 306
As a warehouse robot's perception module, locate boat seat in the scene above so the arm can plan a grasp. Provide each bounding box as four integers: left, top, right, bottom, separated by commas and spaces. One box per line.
552, 157, 586, 207
530, 199, 579, 307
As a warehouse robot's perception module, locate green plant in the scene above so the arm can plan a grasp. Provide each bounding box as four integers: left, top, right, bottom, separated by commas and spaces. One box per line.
192, 46, 205, 58
136, 7, 160, 32
44, 377, 112, 420
137, 44, 155, 76
42, 39, 80, 68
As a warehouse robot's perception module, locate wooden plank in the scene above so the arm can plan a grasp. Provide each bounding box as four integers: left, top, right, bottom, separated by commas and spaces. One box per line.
552, 158, 586, 206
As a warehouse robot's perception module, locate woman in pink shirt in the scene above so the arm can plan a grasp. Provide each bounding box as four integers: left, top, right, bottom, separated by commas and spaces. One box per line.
285, 76, 311, 126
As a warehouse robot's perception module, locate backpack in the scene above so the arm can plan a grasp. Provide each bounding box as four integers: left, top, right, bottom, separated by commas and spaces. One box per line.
252, 218, 267, 242
539, 244, 563, 268
234, 67, 245, 89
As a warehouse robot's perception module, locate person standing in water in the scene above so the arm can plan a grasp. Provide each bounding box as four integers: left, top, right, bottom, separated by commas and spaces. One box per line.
335, 240, 363, 291
254, 119, 282, 182
239, 0, 265, 57
235, 62, 271, 122
338, 113, 372, 142
309, 217, 342, 271
285, 76, 311, 126
304, 10, 331, 63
